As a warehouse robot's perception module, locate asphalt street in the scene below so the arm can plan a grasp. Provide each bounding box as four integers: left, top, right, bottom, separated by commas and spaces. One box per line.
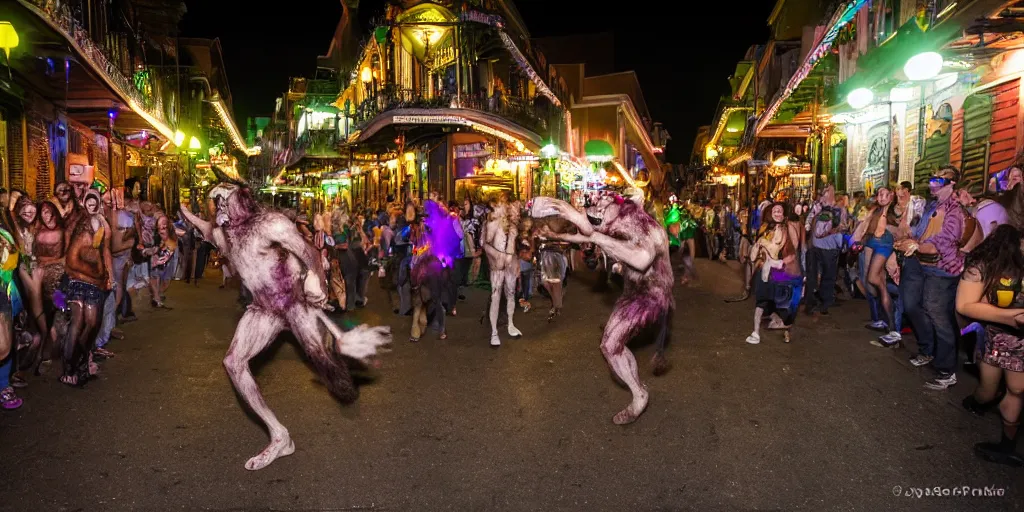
0, 259, 1019, 511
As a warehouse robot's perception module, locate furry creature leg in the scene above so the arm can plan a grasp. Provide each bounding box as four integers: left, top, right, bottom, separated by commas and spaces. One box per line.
291, 307, 355, 402
222, 309, 290, 471
314, 309, 391, 363
601, 307, 649, 425
488, 269, 503, 346
650, 309, 671, 376
504, 270, 522, 338
411, 287, 427, 341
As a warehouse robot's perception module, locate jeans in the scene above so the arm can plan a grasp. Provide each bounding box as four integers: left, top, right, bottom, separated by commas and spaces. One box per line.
195, 242, 212, 279
519, 260, 534, 301
922, 274, 959, 375
900, 258, 934, 356
95, 285, 117, 349
806, 246, 840, 311
713, 233, 726, 259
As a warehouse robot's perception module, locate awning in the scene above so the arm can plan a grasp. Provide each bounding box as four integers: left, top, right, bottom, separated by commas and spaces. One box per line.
837, 2, 1013, 100
837, 20, 940, 99
584, 139, 614, 160
756, 0, 868, 134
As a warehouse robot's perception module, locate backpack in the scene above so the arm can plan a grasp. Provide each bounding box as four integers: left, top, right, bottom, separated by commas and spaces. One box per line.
958, 206, 983, 253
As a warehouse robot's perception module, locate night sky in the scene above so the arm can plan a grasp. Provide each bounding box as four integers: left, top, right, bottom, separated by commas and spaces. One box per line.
180, 1, 773, 164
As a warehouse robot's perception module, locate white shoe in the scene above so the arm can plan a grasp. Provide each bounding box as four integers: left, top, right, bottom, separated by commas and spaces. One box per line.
745, 332, 760, 345
490, 334, 501, 347
508, 325, 522, 338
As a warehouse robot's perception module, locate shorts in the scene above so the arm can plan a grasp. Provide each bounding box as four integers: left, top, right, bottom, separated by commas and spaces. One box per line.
127, 262, 150, 290
866, 231, 895, 260
67, 279, 105, 307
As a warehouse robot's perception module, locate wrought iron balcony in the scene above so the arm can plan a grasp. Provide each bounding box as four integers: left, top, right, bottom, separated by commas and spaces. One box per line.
23, 0, 168, 128
350, 84, 550, 136
289, 78, 339, 98
295, 129, 340, 157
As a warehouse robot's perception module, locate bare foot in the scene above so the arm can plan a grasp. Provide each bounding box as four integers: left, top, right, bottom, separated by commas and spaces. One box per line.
245, 435, 295, 470
612, 388, 649, 425
508, 324, 522, 338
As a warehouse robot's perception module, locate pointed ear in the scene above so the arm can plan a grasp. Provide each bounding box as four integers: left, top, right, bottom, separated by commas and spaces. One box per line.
211, 165, 246, 187
625, 188, 645, 207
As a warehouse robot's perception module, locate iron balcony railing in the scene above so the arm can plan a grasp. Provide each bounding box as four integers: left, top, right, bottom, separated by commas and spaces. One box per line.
23, 0, 167, 126
350, 84, 550, 136
295, 130, 340, 156
289, 78, 340, 97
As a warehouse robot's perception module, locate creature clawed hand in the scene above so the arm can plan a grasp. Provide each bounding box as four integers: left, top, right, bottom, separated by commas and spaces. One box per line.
333, 324, 393, 367
303, 270, 330, 309
531, 197, 593, 236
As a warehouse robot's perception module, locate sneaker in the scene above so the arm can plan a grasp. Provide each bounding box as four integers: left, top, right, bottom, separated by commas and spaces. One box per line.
0, 387, 23, 410
924, 373, 957, 390
871, 331, 902, 348
866, 320, 888, 332
909, 354, 934, 367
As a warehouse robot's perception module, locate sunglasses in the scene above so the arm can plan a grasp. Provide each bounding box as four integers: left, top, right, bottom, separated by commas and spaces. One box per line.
928, 176, 953, 186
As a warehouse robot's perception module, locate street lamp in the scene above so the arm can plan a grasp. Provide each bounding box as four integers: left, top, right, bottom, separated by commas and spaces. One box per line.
847, 87, 874, 109
904, 52, 943, 81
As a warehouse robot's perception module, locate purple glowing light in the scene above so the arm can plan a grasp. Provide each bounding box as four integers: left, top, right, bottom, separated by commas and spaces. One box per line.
423, 200, 461, 266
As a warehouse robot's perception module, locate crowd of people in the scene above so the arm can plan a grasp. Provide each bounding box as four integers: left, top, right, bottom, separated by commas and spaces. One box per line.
664, 165, 1024, 467
293, 189, 582, 346
0, 177, 200, 410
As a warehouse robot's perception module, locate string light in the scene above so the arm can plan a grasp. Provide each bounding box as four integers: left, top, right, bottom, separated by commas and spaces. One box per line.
212, 98, 259, 155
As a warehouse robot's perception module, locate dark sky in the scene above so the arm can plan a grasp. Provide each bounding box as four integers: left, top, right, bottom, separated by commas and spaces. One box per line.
180, 0, 773, 163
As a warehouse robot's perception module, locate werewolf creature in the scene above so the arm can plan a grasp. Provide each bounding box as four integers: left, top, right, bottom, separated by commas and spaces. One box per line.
179, 171, 391, 471
532, 193, 673, 425
482, 199, 523, 347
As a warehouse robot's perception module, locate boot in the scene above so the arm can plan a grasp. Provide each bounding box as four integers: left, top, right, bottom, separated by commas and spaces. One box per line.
962, 392, 1004, 416
975, 426, 1023, 467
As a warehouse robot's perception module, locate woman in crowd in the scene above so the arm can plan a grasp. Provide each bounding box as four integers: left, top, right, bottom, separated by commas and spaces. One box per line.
537, 238, 568, 322
146, 213, 176, 309
859, 186, 901, 342
956, 224, 1024, 466
745, 202, 803, 345
0, 224, 22, 409
517, 217, 535, 313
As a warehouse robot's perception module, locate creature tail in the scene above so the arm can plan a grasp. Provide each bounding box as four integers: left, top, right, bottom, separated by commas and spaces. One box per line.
299, 310, 359, 404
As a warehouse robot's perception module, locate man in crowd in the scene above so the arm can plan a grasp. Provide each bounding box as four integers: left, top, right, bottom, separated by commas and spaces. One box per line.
804, 184, 847, 315
895, 165, 966, 390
